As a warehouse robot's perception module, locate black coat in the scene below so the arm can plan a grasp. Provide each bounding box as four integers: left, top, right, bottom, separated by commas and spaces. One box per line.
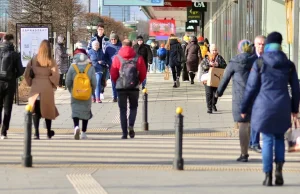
133, 43, 153, 68
217, 53, 257, 122
166, 39, 185, 67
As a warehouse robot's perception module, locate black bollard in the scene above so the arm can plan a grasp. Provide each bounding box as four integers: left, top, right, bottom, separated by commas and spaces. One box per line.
173, 107, 184, 170
142, 88, 149, 131
22, 105, 32, 167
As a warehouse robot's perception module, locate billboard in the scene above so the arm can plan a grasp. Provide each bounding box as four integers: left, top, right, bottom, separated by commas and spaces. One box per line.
149, 20, 176, 36
103, 0, 164, 6
20, 28, 49, 67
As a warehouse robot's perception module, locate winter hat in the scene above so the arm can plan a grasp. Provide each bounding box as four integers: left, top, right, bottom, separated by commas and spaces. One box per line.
266, 31, 283, 45
75, 41, 88, 50
183, 35, 189, 42
110, 31, 119, 40
57, 35, 64, 44
137, 35, 143, 40
238, 39, 252, 53
197, 36, 204, 43
190, 36, 197, 42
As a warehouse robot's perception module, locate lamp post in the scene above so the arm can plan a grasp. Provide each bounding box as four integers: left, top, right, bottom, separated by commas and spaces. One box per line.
86, 25, 97, 37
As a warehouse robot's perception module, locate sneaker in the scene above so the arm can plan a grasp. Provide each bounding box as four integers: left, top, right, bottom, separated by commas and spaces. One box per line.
113, 98, 118, 102
74, 126, 80, 140
0, 135, 7, 140
173, 82, 177, 88
92, 98, 96, 103
81, 132, 87, 140
96, 99, 102, 103
213, 105, 217, 112
100, 93, 105, 100
207, 109, 212, 114
176, 77, 180, 87
121, 134, 128, 139
128, 127, 135, 138
236, 154, 249, 162
251, 145, 262, 153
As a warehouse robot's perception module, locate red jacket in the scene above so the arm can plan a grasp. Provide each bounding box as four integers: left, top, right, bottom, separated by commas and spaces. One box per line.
110, 46, 147, 84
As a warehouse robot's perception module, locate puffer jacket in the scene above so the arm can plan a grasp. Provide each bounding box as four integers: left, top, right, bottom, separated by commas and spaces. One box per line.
241, 50, 300, 134
88, 48, 105, 73
165, 37, 185, 67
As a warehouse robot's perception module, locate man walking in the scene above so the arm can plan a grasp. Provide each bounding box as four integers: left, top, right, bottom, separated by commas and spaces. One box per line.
0, 34, 24, 139
110, 39, 146, 139
249, 35, 266, 153
87, 22, 109, 53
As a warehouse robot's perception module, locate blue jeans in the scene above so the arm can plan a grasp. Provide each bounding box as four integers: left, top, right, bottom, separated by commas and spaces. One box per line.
151, 57, 158, 72
249, 128, 261, 147
111, 81, 117, 99
262, 133, 285, 173
93, 72, 103, 99
158, 59, 165, 72
142, 78, 147, 88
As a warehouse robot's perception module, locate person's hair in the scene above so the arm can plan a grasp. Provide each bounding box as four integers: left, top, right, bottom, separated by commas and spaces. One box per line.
36, 40, 53, 67
97, 22, 105, 29
122, 39, 132, 47
3, 34, 14, 42
170, 34, 175, 37
254, 35, 266, 44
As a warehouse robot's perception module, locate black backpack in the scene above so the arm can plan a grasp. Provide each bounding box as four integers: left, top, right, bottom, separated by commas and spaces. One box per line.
0, 50, 14, 81
116, 55, 139, 89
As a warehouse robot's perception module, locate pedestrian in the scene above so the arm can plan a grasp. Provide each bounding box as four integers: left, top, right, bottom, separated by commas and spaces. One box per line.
216, 39, 256, 162
66, 41, 97, 140
150, 41, 159, 73
241, 32, 300, 186
157, 43, 167, 73
133, 35, 152, 89
104, 31, 122, 102
198, 36, 209, 59
110, 39, 147, 139
249, 35, 266, 153
88, 40, 105, 103
201, 44, 227, 113
165, 34, 185, 88
87, 22, 109, 53
181, 35, 190, 82
0, 34, 24, 139
55, 35, 69, 89
24, 40, 59, 139
185, 36, 201, 84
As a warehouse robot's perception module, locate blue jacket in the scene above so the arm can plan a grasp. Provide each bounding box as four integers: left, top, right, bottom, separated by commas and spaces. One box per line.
87, 34, 109, 53
88, 49, 105, 73
217, 53, 257, 122
241, 51, 300, 134
104, 41, 122, 68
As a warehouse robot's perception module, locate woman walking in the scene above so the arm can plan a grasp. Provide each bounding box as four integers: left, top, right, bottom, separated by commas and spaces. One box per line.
24, 40, 59, 139
216, 39, 256, 162
241, 32, 299, 186
185, 36, 201, 84
66, 41, 96, 140
55, 35, 68, 89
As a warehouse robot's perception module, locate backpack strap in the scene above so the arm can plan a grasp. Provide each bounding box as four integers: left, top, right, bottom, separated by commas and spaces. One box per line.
72, 64, 80, 74
83, 63, 91, 74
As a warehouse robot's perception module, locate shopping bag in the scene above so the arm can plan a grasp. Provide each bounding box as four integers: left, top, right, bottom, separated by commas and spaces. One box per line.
287, 117, 300, 152
197, 64, 202, 82
206, 67, 225, 87
164, 68, 170, 80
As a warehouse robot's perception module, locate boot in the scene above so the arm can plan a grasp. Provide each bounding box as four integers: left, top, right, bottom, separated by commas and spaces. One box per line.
189, 72, 195, 84
32, 115, 40, 139
263, 172, 273, 186
275, 163, 284, 186
173, 82, 177, 88
47, 130, 55, 139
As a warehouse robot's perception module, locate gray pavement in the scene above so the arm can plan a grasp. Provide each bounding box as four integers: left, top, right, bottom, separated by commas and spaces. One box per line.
2, 74, 300, 193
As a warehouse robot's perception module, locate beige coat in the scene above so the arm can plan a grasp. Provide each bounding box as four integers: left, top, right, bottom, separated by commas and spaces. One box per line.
24, 57, 59, 120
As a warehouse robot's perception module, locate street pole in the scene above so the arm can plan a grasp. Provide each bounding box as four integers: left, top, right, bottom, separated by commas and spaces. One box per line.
22, 105, 33, 167
293, 0, 299, 73
173, 107, 184, 170
142, 88, 149, 131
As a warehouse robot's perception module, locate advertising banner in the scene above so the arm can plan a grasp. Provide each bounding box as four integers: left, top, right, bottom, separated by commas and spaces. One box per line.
285, 0, 293, 44
192, 2, 207, 12
20, 28, 49, 67
103, 0, 164, 6
149, 20, 176, 36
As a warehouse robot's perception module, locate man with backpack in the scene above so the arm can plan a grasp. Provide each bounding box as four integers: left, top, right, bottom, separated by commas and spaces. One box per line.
157, 43, 167, 73
0, 34, 24, 139
110, 39, 147, 139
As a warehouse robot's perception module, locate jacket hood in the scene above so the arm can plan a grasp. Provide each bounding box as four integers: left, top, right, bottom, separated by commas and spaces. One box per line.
118, 46, 136, 59
262, 51, 289, 69
230, 53, 255, 70
0, 42, 14, 52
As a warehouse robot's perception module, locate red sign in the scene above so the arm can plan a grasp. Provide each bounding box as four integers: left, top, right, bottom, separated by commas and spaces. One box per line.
149, 20, 176, 36
163, 1, 192, 7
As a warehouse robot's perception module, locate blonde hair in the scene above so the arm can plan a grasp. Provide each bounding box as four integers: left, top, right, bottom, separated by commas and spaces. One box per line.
36, 40, 52, 67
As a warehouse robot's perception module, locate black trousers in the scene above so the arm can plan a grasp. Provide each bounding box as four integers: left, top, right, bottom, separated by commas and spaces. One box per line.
171, 66, 182, 81
205, 85, 218, 110
0, 81, 15, 136
73, 117, 88, 132
33, 100, 52, 136
59, 74, 65, 87
182, 63, 189, 81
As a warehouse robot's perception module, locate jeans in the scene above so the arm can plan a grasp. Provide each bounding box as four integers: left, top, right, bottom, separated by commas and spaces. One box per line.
171, 65, 182, 81
111, 81, 117, 99
93, 72, 103, 99
117, 90, 139, 135
262, 133, 285, 173
249, 128, 261, 147
151, 57, 158, 72
0, 81, 15, 136
142, 78, 147, 88
158, 60, 165, 72
204, 85, 218, 110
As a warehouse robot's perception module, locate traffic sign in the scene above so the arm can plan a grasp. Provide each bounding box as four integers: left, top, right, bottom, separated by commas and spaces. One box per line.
187, 7, 201, 20
192, 2, 207, 12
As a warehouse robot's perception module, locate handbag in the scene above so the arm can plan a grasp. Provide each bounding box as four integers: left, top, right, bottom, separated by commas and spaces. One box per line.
287, 116, 300, 152
164, 68, 170, 80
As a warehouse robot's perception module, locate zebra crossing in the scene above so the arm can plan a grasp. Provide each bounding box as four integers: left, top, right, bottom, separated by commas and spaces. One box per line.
1, 133, 300, 171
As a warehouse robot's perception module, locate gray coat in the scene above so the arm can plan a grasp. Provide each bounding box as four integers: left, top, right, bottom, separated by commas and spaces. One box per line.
66, 57, 96, 120
217, 53, 256, 122
55, 44, 69, 74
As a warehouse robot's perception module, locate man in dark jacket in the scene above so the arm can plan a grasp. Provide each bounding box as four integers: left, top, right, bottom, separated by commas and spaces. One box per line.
87, 22, 109, 53
0, 34, 24, 139
110, 39, 147, 139
133, 35, 152, 89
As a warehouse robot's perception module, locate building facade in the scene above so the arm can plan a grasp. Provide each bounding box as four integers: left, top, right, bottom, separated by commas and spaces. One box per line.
98, 0, 130, 22
0, 0, 8, 32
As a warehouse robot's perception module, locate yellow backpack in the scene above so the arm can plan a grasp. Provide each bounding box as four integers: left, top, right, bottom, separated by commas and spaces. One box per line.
72, 63, 92, 100
200, 45, 208, 59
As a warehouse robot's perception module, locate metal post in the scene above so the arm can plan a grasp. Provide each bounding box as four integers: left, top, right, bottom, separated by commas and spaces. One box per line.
293, 0, 299, 73
142, 88, 149, 131
22, 105, 33, 167
173, 107, 184, 170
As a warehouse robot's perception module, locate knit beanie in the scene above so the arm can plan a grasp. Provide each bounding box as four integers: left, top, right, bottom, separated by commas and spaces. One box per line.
137, 35, 143, 40
266, 32, 283, 45
110, 32, 119, 40
197, 36, 204, 43
238, 39, 252, 53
